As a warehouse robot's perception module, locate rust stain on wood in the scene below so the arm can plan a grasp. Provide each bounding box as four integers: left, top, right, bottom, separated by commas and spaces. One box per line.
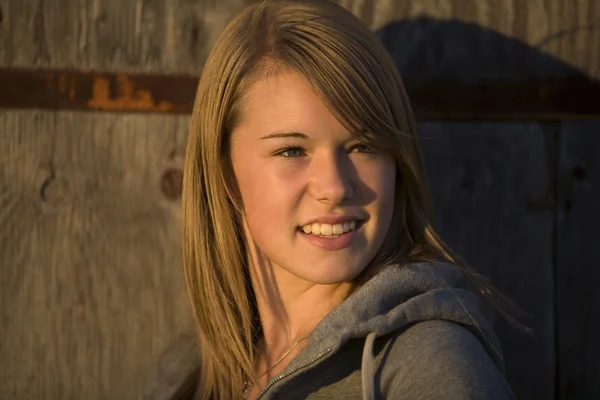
1, 67, 600, 120
88, 74, 175, 112
53, 72, 78, 100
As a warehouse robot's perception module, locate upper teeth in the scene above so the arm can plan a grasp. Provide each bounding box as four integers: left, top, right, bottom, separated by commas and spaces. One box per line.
301, 221, 357, 236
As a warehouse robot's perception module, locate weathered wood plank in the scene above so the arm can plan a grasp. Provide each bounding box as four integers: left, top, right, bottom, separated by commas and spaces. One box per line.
417, 122, 556, 400
556, 121, 600, 400
2, 67, 599, 119
0, 0, 249, 73
0, 0, 598, 78
0, 109, 193, 399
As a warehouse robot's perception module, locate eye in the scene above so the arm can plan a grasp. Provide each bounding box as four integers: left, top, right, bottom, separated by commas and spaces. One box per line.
350, 143, 373, 153
275, 146, 305, 157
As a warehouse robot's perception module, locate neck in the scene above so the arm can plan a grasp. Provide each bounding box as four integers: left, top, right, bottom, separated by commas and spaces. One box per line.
246, 242, 352, 364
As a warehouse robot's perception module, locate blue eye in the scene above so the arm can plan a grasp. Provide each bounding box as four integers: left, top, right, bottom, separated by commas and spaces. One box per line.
276, 147, 305, 157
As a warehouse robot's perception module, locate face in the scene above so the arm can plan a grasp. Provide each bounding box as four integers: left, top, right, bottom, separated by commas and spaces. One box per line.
230, 70, 396, 285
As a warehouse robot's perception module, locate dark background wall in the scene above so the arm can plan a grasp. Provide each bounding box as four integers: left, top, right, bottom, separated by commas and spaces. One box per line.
0, 0, 598, 399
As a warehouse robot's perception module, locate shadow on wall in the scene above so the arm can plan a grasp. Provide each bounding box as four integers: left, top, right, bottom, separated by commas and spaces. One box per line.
376, 16, 594, 80
375, 17, 598, 400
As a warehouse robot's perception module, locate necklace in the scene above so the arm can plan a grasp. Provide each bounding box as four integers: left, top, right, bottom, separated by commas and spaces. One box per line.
242, 334, 311, 398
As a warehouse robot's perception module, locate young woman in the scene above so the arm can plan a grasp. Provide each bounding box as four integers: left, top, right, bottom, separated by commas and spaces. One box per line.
145, 0, 518, 399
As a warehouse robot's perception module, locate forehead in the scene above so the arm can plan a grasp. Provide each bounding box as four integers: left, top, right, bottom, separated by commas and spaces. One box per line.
233, 71, 349, 140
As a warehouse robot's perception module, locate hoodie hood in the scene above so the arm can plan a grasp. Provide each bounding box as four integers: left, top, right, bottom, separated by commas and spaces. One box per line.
143, 262, 504, 400
270, 261, 503, 400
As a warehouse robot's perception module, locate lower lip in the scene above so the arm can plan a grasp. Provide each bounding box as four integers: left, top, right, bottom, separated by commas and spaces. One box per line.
298, 224, 361, 250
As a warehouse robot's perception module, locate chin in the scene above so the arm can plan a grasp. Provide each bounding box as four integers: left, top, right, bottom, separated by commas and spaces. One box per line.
287, 259, 368, 285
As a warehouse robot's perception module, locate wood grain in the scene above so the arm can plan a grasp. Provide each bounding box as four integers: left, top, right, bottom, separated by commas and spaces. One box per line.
0, 0, 249, 73
556, 122, 600, 400
0, 0, 598, 78
0, 110, 193, 399
417, 122, 557, 400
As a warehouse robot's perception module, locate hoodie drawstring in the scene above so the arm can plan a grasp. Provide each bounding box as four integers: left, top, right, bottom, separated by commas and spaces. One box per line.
361, 331, 377, 400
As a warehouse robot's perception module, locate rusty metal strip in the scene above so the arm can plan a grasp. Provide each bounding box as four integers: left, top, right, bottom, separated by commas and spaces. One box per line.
407, 77, 600, 120
1, 67, 599, 120
0, 67, 196, 114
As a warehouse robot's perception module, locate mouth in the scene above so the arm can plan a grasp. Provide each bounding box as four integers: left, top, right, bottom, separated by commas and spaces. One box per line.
297, 220, 364, 239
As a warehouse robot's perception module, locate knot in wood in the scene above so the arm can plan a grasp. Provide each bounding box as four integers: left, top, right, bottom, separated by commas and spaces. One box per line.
572, 166, 586, 181
161, 168, 183, 200
40, 175, 70, 206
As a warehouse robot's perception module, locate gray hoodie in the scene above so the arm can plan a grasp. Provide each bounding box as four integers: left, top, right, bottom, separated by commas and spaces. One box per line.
143, 262, 515, 399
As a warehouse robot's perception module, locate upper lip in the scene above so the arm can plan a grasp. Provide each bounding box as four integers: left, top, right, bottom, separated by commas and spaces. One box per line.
299, 214, 365, 227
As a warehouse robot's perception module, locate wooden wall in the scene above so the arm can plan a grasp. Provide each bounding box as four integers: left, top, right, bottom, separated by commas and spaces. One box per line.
0, 0, 598, 399
555, 123, 600, 400
419, 123, 556, 399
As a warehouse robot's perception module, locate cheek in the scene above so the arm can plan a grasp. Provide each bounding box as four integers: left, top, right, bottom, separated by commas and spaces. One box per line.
360, 158, 396, 204
233, 161, 300, 237
364, 159, 397, 235
381, 165, 397, 212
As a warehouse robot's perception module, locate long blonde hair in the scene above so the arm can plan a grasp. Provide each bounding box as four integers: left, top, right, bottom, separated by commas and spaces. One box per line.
182, 0, 522, 398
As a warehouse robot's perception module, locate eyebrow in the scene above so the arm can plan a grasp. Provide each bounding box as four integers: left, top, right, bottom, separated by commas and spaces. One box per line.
259, 132, 309, 140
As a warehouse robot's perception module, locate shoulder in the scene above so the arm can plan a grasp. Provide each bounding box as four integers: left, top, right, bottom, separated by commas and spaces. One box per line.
376, 320, 515, 400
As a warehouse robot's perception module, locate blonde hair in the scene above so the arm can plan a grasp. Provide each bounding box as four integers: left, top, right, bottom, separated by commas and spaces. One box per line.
182, 0, 522, 398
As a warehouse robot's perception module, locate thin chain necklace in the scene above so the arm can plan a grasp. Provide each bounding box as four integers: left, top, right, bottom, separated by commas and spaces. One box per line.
242, 334, 311, 398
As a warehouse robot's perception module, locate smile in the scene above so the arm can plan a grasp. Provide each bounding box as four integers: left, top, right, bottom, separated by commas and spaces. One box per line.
298, 220, 360, 238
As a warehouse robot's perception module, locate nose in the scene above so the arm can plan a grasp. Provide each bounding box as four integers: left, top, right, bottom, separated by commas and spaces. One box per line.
308, 151, 354, 204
